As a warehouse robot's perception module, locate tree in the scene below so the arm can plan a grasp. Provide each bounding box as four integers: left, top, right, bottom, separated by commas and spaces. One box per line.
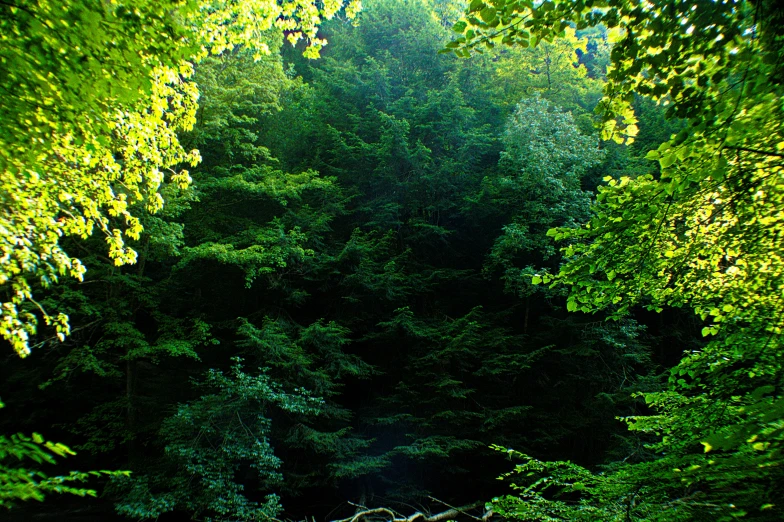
246, 0, 657, 507
450, 0, 784, 517
481, 96, 602, 296
0, 0, 360, 357
488, 27, 603, 117
113, 359, 325, 521
30, 43, 370, 519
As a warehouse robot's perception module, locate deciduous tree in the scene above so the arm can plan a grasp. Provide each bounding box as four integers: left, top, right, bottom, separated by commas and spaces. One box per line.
450, 0, 784, 517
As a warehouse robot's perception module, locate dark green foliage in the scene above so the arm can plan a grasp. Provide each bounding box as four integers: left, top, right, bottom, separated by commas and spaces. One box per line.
0, 400, 123, 509
113, 359, 323, 521
0, 0, 716, 520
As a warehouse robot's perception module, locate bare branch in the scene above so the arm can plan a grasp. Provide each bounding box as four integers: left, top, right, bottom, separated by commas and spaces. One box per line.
426, 497, 483, 521
330, 501, 486, 522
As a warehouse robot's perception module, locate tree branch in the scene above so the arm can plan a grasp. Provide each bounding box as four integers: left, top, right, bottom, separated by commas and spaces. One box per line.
331, 501, 486, 522
724, 146, 784, 158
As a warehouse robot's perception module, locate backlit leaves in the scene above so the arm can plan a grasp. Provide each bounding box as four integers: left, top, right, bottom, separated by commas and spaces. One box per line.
0, 0, 361, 356
451, 0, 784, 517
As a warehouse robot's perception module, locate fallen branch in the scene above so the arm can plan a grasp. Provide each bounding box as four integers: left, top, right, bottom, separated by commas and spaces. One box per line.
330, 500, 485, 522
427, 496, 482, 522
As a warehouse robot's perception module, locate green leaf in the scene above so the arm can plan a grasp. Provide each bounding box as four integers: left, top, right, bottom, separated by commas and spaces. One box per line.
480, 7, 497, 22
659, 153, 676, 168
469, 0, 485, 12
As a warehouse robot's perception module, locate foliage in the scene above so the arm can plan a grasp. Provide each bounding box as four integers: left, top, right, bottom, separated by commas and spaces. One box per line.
488, 27, 603, 117
256, 4, 657, 503
0, 400, 123, 508
449, 0, 784, 518
481, 96, 602, 296
113, 359, 324, 521
0, 0, 360, 356
490, 446, 694, 521
33, 41, 370, 519
0, 0, 693, 519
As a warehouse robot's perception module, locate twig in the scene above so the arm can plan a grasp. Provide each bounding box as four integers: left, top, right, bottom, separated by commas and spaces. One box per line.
426, 497, 483, 521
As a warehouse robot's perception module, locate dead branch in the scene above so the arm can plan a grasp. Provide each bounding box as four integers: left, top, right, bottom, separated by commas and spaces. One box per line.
427, 496, 483, 521
330, 501, 486, 522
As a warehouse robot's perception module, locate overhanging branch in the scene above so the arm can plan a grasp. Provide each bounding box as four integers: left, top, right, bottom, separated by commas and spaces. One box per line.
724, 146, 784, 158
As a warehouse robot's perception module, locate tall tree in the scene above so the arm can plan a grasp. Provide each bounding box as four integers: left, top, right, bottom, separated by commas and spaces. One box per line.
481, 96, 602, 296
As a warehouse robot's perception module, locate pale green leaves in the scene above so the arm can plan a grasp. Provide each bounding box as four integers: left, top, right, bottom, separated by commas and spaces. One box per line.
530, 275, 547, 285
0, 406, 126, 507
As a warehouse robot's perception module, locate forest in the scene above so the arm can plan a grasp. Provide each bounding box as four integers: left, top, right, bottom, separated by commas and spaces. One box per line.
0, 0, 782, 520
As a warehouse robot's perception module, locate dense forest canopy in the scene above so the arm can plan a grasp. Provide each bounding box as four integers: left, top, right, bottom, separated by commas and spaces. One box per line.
1, 0, 782, 521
